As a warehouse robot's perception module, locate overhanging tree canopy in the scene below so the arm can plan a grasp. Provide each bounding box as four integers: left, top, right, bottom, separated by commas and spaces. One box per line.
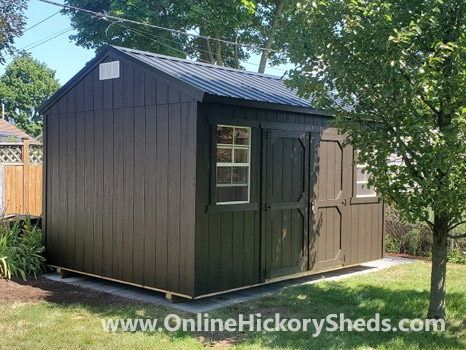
286, 0, 465, 319
0, 0, 28, 64
62, 0, 296, 71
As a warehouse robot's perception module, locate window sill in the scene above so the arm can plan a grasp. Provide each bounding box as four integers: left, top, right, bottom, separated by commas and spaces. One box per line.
350, 197, 381, 205
206, 202, 259, 213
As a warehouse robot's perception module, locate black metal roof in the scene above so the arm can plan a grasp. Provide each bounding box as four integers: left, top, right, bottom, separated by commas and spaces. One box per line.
112, 46, 316, 109
40, 46, 330, 115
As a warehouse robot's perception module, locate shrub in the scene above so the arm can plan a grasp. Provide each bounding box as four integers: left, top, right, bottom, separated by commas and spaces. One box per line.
448, 247, 466, 264
0, 217, 46, 280
385, 205, 466, 264
385, 206, 432, 256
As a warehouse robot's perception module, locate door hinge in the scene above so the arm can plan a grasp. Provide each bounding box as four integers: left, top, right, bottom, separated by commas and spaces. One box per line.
264, 203, 271, 211
265, 131, 271, 138
263, 269, 267, 278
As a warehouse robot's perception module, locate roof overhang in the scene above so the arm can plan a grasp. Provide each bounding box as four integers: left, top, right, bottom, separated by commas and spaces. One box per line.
39, 45, 331, 118
203, 94, 333, 117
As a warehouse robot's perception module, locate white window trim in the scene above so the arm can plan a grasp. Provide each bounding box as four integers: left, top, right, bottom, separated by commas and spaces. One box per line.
216, 125, 251, 205
355, 163, 377, 198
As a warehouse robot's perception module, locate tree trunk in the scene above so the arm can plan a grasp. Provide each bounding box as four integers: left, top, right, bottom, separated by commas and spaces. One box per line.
427, 217, 449, 319
215, 33, 222, 66
258, 0, 285, 73
233, 38, 239, 69
199, 26, 214, 63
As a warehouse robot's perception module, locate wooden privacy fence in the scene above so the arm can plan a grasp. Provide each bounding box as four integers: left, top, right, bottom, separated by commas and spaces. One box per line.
0, 139, 43, 216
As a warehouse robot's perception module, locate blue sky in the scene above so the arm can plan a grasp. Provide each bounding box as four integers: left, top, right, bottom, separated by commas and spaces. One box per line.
1, 0, 294, 85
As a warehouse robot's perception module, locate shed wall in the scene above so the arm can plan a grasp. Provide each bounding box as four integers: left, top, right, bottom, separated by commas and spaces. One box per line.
194, 102, 332, 296
43, 54, 197, 296
195, 102, 384, 297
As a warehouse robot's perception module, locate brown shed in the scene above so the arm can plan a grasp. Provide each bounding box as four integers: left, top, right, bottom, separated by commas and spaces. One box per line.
39, 46, 384, 299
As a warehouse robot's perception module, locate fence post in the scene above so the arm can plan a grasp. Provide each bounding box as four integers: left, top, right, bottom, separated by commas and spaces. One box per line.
0, 165, 4, 215
22, 138, 29, 214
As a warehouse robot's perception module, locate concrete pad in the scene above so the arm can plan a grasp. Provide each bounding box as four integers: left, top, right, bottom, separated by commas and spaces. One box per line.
44, 257, 414, 313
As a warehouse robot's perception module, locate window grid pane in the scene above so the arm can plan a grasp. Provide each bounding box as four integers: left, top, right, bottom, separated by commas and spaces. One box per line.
216, 125, 251, 204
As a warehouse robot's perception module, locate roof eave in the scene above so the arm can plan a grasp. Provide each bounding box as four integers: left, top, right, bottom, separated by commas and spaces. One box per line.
202, 94, 334, 117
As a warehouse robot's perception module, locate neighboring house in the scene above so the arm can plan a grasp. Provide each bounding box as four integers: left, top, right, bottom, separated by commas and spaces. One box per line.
39, 46, 384, 300
0, 119, 41, 145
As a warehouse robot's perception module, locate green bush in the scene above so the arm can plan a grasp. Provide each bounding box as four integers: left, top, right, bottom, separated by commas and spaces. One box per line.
0, 217, 46, 280
385, 205, 466, 264
385, 206, 432, 256
448, 247, 466, 264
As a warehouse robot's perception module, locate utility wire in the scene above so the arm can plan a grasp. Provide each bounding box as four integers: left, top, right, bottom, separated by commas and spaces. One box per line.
110, 19, 289, 73
115, 22, 213, 65
23, 28, 73, 51
24, 10, 61, 33
3, 27, 73, 62
35, 0, 284, 54
17, 27, 73, 51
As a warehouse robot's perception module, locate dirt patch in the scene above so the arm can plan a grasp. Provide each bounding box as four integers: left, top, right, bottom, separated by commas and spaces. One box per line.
0, 276, 144, 306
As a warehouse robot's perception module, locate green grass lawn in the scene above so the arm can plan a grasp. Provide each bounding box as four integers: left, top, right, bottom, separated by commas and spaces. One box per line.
0, 261, 465, 349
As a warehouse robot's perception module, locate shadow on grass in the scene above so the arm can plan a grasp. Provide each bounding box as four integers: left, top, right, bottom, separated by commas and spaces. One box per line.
4, 269, 465, 349
211, 282, 466, 349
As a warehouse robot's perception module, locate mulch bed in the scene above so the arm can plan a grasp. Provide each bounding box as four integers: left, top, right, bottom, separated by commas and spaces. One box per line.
0, 276, 143, 306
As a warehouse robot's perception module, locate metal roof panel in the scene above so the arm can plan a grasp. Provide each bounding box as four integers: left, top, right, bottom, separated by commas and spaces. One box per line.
113, 46, 316, 109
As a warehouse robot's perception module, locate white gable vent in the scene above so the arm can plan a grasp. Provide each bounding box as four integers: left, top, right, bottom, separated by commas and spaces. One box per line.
99, 61, 120, 80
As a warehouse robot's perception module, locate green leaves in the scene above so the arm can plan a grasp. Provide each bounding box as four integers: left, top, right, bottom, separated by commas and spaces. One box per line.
0, 0, 28, 64
286, 0, 466, 230
0, 56, 60, 136
64, 0, 298, 71
0, 218, 46, 281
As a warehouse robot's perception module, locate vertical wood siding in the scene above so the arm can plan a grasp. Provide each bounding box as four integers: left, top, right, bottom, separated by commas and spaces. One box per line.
195, 102, 331, 296
195, 102, 383, 296
44, 55, 197, 296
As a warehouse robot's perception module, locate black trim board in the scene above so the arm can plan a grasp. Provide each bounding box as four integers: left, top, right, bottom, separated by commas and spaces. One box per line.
203, 94, 333, 117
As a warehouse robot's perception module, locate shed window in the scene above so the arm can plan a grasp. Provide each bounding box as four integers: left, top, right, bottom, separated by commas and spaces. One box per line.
355, 163, 377, 198
216, 125, 251, 204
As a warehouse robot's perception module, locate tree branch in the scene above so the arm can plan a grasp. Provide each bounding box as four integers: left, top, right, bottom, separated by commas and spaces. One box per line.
448, 220, 466, 232
258, 0, 285, 73
446, 232, 466, 240
399, 71, 442, 119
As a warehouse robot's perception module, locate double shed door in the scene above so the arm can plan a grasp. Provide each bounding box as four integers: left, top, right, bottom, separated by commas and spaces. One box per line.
262, 128, 352, 280
310, 131, 352, 271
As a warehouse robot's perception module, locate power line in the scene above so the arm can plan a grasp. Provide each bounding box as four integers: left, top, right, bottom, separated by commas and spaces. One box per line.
23, 28, 73, 51
115, 22, 213, 65
17, 27, 73, 51
24, 10, 61, 33
3, 27, 73, 62
35, 0, 284, 54
115, 21, 289, 73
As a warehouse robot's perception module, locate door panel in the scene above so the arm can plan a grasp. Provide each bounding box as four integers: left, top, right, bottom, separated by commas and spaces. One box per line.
310, 130, 352, 271
263, 129, 309, 279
